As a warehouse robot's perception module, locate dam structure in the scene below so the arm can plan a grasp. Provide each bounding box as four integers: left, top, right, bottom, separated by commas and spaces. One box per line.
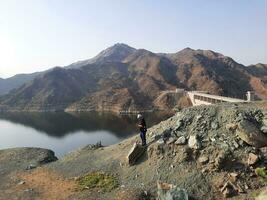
187, 91, 254, 106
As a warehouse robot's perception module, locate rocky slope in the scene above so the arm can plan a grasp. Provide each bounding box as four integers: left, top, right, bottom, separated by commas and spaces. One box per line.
1, 102, 267, 199
1, 43, 267, 112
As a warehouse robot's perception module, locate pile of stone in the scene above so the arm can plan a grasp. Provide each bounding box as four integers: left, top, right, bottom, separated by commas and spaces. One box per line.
149, 104, 267, 155
146, 103, 267, 198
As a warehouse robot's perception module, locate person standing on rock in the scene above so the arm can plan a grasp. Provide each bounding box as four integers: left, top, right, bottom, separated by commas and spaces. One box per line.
137, 114, 147, 146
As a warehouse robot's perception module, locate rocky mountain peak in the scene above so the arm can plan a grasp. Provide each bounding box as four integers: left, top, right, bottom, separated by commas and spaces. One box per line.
94, 43, 136, 61
66, 43, 136, 69
112, 42, 135, 49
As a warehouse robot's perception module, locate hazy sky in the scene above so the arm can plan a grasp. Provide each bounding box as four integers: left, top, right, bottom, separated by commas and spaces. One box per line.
0, 0, 266, 78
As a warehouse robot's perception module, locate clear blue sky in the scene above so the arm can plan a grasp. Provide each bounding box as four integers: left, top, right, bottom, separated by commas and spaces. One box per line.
0, 0, 266, 78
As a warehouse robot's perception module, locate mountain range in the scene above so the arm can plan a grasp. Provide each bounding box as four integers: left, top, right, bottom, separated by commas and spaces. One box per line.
0, 72, 41, 96
0, 43, 267, 112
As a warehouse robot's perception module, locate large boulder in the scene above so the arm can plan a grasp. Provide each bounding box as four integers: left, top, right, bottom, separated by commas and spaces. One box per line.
236, 120, 267, 148
157, 182, 188, 200
126, 143, 146, 166
0, 147, 57, 175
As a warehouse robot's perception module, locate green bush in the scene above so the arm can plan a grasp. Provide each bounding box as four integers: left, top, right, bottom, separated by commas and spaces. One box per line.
77, 172, 119, 191
255, 167, 267, 183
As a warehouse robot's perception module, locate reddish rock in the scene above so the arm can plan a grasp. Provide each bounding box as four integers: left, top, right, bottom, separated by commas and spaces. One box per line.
247, 153, 259, 165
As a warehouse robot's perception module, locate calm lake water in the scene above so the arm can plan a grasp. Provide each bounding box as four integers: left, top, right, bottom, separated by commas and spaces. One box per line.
0, 112, 172, 157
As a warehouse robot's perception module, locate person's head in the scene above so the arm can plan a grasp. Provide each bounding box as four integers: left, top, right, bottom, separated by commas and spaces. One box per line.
137, 114, 143, 120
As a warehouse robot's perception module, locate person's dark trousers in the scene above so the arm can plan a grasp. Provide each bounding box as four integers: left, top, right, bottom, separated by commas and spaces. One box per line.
140, 131, 147, 146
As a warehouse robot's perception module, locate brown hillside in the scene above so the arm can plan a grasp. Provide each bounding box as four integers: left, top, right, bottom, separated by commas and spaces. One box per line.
0, 44, 267, 112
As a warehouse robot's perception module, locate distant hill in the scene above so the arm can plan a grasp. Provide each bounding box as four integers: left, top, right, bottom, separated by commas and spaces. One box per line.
0, 43, 136, 96
0, 72, 41, 95
0, 43, 267, 112
245, 63, 267, 99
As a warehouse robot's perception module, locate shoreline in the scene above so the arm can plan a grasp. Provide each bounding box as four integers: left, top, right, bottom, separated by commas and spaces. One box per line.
1, 103, 267, 199
0, 108, 175, 115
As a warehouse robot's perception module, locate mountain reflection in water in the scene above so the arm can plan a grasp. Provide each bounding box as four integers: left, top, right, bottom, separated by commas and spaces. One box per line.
0, 111, 172, 157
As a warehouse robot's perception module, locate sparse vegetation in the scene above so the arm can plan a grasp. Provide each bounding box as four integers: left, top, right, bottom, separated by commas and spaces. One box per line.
255, 167, 267, 183
76, 172, 119, 191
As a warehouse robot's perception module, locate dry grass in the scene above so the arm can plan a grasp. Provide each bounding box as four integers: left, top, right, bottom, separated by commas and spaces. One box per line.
19, 168, 76, 200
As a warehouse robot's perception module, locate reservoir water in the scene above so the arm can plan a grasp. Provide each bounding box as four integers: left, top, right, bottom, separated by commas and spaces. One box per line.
0, 112, 172, 157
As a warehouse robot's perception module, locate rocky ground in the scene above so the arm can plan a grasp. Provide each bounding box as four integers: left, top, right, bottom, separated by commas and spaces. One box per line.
0, 148, 58, 200
1, 102, 267, 200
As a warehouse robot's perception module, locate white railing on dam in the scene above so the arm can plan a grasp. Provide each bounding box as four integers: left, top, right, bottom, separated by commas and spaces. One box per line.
187, 91, 246, 106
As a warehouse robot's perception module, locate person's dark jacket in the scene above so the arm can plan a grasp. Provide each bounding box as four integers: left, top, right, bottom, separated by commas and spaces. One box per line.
138, 118, 147, 132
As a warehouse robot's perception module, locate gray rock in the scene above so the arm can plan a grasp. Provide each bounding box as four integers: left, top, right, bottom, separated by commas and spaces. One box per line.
261, 126, 267, 134
152, 134, 162, 141
167, 137, 176, 145
163, 129, 172, 139
196, 115, 203, 121
200, 124, 206, 129
235, 113, 244, 122
238, 139, 244, 146
183, 117, 192, 126
262, 118, 267, 126
198, 156, 209, 164
156, 142, 167, 155
157, 182, 188, 200
252, 110, 263, 122
176, 131, 185, 137
211, 121, 219, 130
188, 135, 201, 149
237, 120, 267, 148
18, 181, 25, 185
233, 141, 239, 149
157, 139, 165, 144
210, 137, 216, 142
175, 120, 183, 130
82, 141, 103, 150
26, 164, 37, 170
24, 188, 33, 192
175, 136, 187, 145
170, 131, 177, 138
